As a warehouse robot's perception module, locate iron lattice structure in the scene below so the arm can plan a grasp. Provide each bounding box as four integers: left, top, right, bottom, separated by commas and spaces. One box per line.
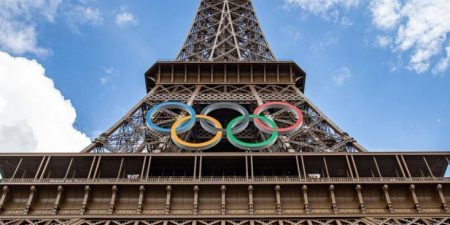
81, 81, 366, 153
0, 218, 450, 225
177, 0, 275, 61
0, 0, 449, 224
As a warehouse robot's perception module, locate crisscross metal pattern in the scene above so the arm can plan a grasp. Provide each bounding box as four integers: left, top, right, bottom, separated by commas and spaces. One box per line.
177, 0, 275, 61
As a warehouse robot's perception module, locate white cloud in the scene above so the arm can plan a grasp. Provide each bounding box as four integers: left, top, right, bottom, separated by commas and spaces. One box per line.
0, 0, 62, 55
0, 51, 91, 152
311, 37, 338, 51
369, 0, 401, 30
370, 0, 450, 74
284, 0, 359, 21
115, 11, 138, 27
333, 67, 352, 86
376, 35, 392, 48
340, 16, 354, 27
65, 5, 103, 31
100, 67, 118, 85
434, 44, 450, 74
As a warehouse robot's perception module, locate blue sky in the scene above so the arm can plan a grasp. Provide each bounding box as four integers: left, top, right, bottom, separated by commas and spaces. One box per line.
0, 0, 449, 154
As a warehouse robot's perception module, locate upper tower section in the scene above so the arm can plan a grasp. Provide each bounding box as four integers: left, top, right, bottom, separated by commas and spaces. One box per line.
177, 0, 276, 62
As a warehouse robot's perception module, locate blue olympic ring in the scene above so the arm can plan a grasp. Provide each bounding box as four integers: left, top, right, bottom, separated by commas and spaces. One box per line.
145, 102, 197, 135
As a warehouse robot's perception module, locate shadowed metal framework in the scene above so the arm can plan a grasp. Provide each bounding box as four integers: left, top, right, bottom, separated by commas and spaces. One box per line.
0, 0, 449, 224
177, 0, 275, 61
81, 61, 366, 154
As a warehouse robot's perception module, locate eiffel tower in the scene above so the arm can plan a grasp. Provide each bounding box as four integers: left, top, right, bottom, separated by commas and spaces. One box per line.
0, 0, 449, 224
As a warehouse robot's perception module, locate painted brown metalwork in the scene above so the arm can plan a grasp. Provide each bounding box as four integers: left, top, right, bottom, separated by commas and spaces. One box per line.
1, 0, 449, 224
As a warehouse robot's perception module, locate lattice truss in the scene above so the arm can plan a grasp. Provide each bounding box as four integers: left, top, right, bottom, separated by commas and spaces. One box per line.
177, 0, 275, 61
82, 85, 366, 153
1, 218, 450, 225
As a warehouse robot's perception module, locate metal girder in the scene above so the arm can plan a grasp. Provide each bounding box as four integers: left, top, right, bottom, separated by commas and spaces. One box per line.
82, 84, 366, 153
0, 218, 450, 225
177, 0, 275, 61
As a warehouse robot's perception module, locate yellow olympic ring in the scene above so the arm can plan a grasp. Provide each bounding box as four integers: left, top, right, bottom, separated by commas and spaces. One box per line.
171, 115, 223, 151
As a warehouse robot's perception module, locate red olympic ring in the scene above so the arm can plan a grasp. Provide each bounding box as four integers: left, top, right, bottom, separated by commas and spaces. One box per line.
253, 101, 304, 135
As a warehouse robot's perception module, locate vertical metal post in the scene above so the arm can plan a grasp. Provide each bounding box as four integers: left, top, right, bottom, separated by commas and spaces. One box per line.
193, 186, 199, 214
137, 186, 145, 214
193, 156, 198, 180
221, 185, 226, 215
81, 185, 90, 215
276, 64, 280, 82
245, 156, 249, 181
157, 64, 161, 83
117, 157, 124, 179
146, 156, 152, 179
248, 185, 254, 214
250, 156, 254, 181
198, 156, 203, 180
184, 64, 188, 83
165, 185, 172, 214
302, 185, 310, 214
140, 156, 147, 181
275, 185, 282, 214
295, 156, 302, 179
301, 156, 307, 181
170, 64, 174, 83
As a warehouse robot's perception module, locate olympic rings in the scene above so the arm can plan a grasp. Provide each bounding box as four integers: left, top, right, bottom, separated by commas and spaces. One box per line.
145, 101, 304, 151
227, 115, 278, 151
171, 115, 223, 151
253, 102, 303, 135
200, 102, 249, 134
146, 102, 196, 135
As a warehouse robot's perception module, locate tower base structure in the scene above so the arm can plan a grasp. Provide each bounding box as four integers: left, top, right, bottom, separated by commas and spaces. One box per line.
1, 61, 449, 224
0, 152, 448, 224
